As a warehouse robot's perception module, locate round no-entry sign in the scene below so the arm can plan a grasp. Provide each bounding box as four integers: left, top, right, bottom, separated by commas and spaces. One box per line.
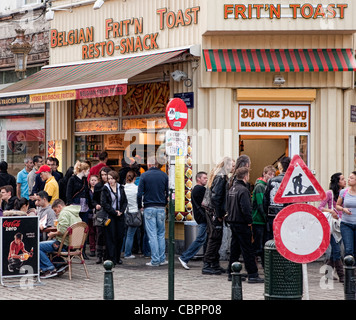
165, 98, 188, 131
273, 203, 330, 264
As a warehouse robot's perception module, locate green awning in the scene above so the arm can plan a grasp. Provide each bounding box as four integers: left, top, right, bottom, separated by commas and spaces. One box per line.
203, 49, 356, 72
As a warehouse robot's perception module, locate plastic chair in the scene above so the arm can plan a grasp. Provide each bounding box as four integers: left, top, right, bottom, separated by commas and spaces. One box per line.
52, 221, 90, 280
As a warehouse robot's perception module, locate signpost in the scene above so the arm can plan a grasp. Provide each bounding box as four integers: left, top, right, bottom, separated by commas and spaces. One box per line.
165, 98, 188, 301
165, 98, 188, 131
273, 154, 328, 299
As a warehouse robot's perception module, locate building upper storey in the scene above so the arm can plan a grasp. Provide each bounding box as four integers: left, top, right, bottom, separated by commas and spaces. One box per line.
202, 0, 356, 35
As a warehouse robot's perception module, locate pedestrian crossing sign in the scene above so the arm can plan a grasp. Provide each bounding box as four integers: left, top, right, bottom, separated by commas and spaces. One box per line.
274, 155, 326, 204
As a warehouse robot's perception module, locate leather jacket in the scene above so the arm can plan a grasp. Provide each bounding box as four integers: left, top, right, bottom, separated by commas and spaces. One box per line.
226, 179, 252, 224
210, 174, 228, 219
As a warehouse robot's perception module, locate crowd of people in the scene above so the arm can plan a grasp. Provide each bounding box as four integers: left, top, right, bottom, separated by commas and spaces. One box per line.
1, 150, 356, 283
179, 154, 356, 285
0, 151, 169, 278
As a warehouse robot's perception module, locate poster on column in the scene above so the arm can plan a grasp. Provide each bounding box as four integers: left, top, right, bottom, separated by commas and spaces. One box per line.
175, 156, 185, 213
1, 216, 39, 278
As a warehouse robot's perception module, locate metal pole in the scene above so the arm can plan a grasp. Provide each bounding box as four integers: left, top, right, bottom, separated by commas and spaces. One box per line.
231, 262, 243, 300
302, 263, 309, 300
168, 155, 175, 301
168, 187, 175, 300
344, 255, 355, 300
103, 260, 114, 300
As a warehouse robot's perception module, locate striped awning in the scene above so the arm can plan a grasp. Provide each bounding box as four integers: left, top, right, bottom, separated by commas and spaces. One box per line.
203, 49, 356, 72
0, 49, 186, 99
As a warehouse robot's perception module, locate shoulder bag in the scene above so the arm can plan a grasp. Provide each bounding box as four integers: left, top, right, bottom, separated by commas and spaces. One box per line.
201, 187, 214, 212
93, 208, 111, 227
125, 209, 142, 227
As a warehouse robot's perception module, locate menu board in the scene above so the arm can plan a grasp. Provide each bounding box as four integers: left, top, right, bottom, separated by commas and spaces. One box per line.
75, 120, 119, 133
75, 96, 120, 119
122, 82, 169, 116
175, 137, 193, 222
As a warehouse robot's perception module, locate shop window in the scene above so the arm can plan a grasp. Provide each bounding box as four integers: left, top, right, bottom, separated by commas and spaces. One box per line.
0, 115, 45, 176
74, 81, 169, 134
122, 82, 169, 116
75, 96, 120, 119
0, 66, 41, 85
299, 135, 308, 166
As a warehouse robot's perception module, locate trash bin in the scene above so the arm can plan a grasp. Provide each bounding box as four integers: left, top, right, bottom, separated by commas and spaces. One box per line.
184, 221, 204, 256
264, 239, 303, 300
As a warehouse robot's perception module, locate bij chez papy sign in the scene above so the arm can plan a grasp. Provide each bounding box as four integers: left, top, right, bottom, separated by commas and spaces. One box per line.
238, 104, 310, 132
50, 6, 200, 60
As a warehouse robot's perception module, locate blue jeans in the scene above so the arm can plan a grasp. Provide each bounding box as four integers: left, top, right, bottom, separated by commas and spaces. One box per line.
124, 226, 138, 257
144, 207, 166, 265
340, 221, 356, 258
330, 234, 342, 261
180, 222, 207, 263
40, 240, 56, 272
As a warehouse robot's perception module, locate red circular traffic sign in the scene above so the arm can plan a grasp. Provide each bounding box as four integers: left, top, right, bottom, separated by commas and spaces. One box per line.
273, 203, 330, 264
165, 98, 188, 131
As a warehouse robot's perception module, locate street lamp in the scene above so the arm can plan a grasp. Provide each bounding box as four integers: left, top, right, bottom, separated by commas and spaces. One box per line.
10, 29, 32, 79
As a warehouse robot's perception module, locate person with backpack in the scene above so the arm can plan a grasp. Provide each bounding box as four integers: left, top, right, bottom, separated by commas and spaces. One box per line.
201, 157, 233, 275
263, 156, 291, 240
251, 165, 276, 269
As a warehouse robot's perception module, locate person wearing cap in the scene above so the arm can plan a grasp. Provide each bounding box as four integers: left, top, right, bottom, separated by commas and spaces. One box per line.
36, 165, 59, 205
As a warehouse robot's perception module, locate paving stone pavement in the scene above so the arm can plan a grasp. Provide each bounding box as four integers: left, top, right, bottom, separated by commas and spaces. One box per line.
0, 254, 346, 301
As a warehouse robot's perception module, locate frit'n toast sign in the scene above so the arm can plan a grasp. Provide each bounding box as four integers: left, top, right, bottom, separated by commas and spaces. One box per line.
224, 3, 348, 20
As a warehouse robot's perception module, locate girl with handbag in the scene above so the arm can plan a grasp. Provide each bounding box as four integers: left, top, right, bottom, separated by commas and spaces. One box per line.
100, 170, 127, 266
66, 161, 91, 259
92, 167, 111, 264
318, 172, 346, 282
123, 170, 141, 259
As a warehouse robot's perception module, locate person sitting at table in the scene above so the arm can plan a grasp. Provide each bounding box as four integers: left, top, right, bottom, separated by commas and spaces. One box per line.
36, 191, 56, 241
14, 197, 29, 213
39, 199, 82, 278
0, 185, 17, 211
3, 197, 30, 217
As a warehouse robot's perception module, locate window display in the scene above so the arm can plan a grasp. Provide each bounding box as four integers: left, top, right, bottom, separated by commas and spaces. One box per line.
0, 115, 45, 176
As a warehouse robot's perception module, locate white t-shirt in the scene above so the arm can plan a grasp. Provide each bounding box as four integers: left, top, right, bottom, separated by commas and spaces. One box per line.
124, 183, 138, 213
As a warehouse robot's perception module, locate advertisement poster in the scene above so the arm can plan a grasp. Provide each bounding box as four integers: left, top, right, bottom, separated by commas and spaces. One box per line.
174, 156, 185, 213
1, 216, 39, 278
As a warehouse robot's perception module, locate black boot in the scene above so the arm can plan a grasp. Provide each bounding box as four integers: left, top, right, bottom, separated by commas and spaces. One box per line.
202, 262, 221, 275
334, 259, 344, 283
211, 262, 226, 273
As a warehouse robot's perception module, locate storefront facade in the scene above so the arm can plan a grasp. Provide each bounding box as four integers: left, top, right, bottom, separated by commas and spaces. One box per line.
1, 0, 356, 218
200, 1, 356, 189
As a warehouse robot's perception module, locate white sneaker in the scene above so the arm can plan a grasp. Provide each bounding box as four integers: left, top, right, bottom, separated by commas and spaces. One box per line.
146, 262, 159, 267
178, 257, 190, 270
159, 260, 169, 266
124, 255, 136, 259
